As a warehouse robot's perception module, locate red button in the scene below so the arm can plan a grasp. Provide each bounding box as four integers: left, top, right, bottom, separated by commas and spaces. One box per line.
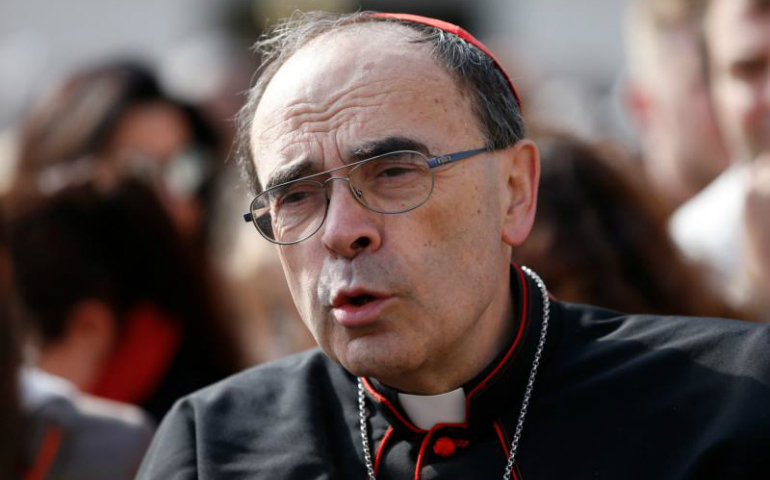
433, 436, 456, 457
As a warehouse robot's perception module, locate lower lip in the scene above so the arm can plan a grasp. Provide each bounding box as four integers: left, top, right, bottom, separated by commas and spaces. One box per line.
332, 297, 394, 328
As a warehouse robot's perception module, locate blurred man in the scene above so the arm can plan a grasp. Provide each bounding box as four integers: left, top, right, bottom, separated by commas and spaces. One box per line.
624, 0, 729, 214
1, 190, 153, 480
707, 0, 770, 162
137, 12, 770, 480
670, 0, 770, 318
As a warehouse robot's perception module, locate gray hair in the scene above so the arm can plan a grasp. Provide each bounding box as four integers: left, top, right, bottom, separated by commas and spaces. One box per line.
234, 10, 526, 194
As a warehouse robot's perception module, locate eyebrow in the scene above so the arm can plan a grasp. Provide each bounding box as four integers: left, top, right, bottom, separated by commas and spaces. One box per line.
349, 136, 429, 162
263, 136, 429, 190
264, 160, 316, 191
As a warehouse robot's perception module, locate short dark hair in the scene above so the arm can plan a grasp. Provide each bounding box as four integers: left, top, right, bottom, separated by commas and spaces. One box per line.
234, 10, 526, 194
7, 179, 210, 344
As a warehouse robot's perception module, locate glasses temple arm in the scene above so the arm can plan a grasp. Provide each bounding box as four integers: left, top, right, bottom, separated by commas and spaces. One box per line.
426, 148, 488, 168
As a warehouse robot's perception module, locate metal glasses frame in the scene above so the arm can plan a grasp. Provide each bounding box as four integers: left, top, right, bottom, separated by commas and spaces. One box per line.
243, 147, 488, 244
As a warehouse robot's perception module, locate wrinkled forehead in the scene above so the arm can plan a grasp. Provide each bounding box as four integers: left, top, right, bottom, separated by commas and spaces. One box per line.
249, 23, 471, 185
253, 24, 432, 124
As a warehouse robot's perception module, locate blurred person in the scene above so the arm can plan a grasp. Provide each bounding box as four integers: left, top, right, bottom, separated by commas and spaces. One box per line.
515, 132, 740, 318
210, 166, 315, 365
137, 12, 770, 480
0, 329, 19, 479
706, 0, 770, 162
15, 61, 223, 253
1, 203, 152, 480
624, 0, 729, 214
0, 127, 21, 195
5, 176, 240, 421
670, 0, 770, 320
17, 360, 154, 480
0, 207, 21, 479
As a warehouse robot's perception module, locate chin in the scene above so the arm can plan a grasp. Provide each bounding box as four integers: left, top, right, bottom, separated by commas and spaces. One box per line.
336, 338, 420, 381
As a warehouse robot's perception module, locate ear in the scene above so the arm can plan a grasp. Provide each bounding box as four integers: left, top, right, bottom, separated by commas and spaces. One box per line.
501, 139, 540, 247
624, 82, 651, 132
40, 300, 119, 389
66, 300, 118, 352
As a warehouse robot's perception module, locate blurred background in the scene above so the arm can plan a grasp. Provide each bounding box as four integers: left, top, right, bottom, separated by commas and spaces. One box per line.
2, 0, 769, 476
0, 0, 638, 367
0, 0, 633, 144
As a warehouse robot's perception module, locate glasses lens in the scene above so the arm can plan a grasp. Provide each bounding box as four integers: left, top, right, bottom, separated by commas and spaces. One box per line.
251, 180, 326, 244
350, 151, 433, 213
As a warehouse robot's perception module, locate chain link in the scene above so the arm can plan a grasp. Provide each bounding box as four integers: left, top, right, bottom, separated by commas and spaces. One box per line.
503, 266, 549, 480
358, 379, 378, 480
358, 266, 550, 480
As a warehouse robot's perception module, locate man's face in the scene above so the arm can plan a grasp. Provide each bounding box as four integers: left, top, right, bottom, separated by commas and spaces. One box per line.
250, 25, 529, 391
629, 21, 729, 207
707, 0, 770, 161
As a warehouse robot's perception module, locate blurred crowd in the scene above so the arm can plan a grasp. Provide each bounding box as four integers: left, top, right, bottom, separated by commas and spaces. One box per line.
0, 0, 768, 478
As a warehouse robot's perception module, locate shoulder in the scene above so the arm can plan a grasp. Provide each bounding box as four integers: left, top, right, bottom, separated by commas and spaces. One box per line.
22, 367, 154, 435
181, 347, 351, 411
21, 368, 154, 480
147, 347, 354, 446
558, 301, 770, 345
553, 301, 770, 381
136, 348, 356, 480
541, 302, 770, 468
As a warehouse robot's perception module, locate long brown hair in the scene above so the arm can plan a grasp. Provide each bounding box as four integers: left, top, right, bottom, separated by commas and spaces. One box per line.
14, 61, 222, 251
515, 132, 741, 319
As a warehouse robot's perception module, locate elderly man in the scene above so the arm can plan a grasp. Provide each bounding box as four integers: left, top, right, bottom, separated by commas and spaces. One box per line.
137, 12, 770, 480
670, 0, 770, 319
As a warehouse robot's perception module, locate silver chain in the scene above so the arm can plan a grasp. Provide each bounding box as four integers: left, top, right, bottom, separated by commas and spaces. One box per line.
358, 378, 378, 480
357, 266, 550, 480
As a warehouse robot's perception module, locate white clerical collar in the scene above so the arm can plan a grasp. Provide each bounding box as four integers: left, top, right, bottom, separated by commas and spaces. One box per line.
397, 387, 466, 430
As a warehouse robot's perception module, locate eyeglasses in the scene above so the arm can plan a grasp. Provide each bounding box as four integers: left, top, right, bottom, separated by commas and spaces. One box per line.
243, 148, 488, 245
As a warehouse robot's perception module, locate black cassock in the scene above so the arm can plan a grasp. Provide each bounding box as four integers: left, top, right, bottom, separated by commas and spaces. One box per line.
137, 264, 770, 480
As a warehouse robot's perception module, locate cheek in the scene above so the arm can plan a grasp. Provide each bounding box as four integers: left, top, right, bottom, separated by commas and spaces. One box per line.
738, 89, 765, 123
406, 175, 503, 289
277, 247, 320, 324
718, 80, 762, 121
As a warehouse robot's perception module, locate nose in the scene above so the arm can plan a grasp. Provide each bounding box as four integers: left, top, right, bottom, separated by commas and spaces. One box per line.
320, 178, 382, 258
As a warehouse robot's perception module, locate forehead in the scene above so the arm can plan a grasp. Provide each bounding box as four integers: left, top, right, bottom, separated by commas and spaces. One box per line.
250, 23, 479, 185
707, 0, 770, 60
110, 102, 191, 154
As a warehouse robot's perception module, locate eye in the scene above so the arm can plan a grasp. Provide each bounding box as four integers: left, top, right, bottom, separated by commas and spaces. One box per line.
280, 191, 310, 205
272, 182, 322, 209
377, 165, 418, 178
368, 152, 426, 178
731, 56, 768, 82
351, 151, 429, 188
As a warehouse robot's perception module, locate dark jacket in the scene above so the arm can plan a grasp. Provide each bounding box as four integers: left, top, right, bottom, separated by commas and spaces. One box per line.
137, 265, 770, 480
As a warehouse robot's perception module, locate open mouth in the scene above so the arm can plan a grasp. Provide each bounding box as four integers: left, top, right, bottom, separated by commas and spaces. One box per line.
331, 290, 392, 326
348, 294, 377, 306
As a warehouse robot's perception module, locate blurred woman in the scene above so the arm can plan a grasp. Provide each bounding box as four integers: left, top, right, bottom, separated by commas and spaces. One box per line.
14, 61, 222, 252
515, 132, 741, 319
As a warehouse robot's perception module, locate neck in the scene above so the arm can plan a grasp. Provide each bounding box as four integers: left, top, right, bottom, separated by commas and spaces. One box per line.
376, 267, 514, 395
37, 344, 102, 390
